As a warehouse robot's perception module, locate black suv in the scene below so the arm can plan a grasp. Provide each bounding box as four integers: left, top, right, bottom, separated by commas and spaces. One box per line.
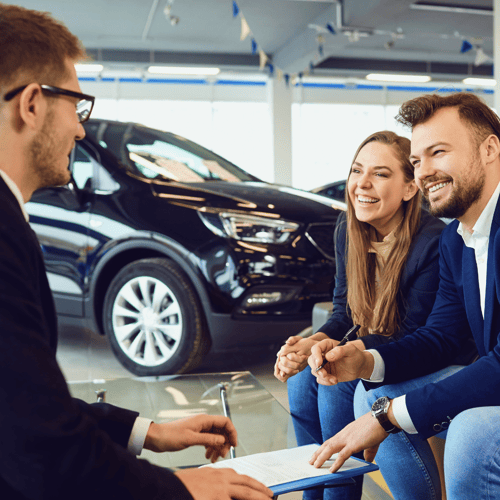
27, 119, 344, 375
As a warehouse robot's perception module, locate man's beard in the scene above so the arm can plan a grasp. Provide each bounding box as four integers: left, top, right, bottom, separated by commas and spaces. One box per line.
29, 110, 71, 190
425, 157, 485, 220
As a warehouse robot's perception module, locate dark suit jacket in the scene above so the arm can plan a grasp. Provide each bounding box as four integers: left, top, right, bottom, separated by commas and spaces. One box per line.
320, 210, 448, 349
0, 177, 192, 499
373, 194, 500, 438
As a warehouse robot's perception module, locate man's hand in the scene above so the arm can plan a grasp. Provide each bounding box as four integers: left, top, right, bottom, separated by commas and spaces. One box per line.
309, 340, 373, 386
144, 414, 237, 462
274, 336, 316, 382
175, 468, 273, 500
308, 412, 389, 472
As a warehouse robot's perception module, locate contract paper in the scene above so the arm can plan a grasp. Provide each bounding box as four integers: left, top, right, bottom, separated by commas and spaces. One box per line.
202, 443, 371, 487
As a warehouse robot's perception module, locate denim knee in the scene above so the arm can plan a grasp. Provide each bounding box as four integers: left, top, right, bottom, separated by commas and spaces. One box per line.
445, 407, 500, 500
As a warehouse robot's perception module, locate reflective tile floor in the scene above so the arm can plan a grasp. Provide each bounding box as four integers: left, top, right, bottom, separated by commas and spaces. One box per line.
56, 324, 392, 500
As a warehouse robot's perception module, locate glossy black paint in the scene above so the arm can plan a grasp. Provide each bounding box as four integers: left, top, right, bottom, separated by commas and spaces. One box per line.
27, 119, 344, 352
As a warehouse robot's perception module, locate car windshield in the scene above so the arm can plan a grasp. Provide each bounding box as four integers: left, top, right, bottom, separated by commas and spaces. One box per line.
90, 122, 258, 183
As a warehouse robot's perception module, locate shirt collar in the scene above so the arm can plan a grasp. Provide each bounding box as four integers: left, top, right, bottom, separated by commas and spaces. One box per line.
457, 181, 500, 244
0, 170, 29, 222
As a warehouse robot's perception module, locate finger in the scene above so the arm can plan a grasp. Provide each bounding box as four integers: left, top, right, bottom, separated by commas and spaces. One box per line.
279, 358, 301, 371
228, 473, 273, 498
229, 485, 274, 500
285, 352, 306, 363
209, 417, 238, 447
309, 443, 334, 467
363, 444, 380, 463
328, 449, 351, 473
285, 335, 301, 345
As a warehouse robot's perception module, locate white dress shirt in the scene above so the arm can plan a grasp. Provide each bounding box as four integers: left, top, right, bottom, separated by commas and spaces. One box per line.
0, 169, 151, 454
364, 181, 500, 433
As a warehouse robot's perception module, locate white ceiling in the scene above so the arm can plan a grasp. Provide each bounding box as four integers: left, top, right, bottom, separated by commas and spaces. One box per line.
7, 0, 495, 81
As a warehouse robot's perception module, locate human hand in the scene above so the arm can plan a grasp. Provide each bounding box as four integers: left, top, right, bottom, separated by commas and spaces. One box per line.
175, 468, 273, 500
308, 412, 388, 472
309, 340, 372, 386
274, 336, 317, 382
144, 414, 237, 462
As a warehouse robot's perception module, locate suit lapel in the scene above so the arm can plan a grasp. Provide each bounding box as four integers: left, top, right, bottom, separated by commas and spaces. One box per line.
463, 244, 484, 352
486, 206, 500, 352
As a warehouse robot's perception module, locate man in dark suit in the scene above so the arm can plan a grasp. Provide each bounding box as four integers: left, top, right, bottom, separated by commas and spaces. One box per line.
0, 4, 272, 500
306, 92, 500, 500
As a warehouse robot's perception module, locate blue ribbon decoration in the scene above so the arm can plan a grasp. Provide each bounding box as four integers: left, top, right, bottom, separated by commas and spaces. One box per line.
461, 40, 473, 53
268, 63, 274, 75
232, 1, 239, 17
326, 23, 336, 35
251, 38, 258, 55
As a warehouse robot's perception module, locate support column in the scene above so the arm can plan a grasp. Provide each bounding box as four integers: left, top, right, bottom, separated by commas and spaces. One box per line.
495, 0, 500, 111
268, 78, 293, 186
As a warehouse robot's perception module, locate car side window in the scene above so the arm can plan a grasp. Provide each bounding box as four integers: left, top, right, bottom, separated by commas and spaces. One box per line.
71, 145, 94, 190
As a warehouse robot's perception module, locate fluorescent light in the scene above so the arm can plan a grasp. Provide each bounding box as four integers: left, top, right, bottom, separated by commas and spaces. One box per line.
75, 64, 103, 72
148, 66, 220, 76
366, 73, 432, 83
462, 77, 497, 87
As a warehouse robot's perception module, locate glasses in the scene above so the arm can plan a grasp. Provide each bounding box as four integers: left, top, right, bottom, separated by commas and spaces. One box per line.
4, 84, 95, 123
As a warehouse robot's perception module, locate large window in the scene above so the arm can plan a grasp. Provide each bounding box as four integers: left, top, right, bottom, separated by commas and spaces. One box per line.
92, 99, 272, 182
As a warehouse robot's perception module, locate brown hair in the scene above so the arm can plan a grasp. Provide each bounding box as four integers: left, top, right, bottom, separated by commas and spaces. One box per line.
0, 3, 85, 94
396, 92, 500, 146
346, 131, 421, 337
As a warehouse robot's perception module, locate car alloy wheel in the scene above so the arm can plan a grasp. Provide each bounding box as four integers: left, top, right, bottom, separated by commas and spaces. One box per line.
103, 258, 209, 375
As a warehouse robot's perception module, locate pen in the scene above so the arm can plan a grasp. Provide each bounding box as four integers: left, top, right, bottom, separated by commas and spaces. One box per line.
315, 324, 361, 373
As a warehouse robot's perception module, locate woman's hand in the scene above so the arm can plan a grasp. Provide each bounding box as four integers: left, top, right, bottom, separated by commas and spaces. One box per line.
274, 336, 318, 382
274, 332, 332, 382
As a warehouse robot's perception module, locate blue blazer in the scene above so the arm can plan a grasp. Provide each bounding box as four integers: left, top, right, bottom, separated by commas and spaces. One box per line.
374, 195, 500, 438
320, 210, 449, 350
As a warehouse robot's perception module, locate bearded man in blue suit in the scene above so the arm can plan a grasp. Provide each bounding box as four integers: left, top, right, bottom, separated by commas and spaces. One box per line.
307, 92, 500, 500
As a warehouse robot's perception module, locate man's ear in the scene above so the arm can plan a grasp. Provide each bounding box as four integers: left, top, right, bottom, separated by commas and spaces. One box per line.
482, 134, 500, 165
18, 84, 46, 129
403, 179, 419, 201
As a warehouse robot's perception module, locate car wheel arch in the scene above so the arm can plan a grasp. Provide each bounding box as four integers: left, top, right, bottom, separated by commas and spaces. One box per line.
88, 237, 212, 339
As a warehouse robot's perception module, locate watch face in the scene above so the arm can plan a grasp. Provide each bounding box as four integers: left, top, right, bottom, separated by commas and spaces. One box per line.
372, 396, 389, 415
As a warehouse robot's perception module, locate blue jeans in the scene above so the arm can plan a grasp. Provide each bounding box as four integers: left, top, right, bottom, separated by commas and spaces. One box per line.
287, 368, 367, 500
356, 365, 500, 499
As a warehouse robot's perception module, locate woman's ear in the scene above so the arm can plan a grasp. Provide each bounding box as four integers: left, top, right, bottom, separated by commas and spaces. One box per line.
18, 84, 45, 129
403, 179, 419, 201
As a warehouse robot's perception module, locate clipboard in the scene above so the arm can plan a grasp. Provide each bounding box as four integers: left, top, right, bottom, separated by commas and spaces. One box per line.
203, 444, 379, 496
270, 455, 379, 495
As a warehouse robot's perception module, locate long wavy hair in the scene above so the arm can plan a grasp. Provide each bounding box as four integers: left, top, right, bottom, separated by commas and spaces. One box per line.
346, 131, 421, 337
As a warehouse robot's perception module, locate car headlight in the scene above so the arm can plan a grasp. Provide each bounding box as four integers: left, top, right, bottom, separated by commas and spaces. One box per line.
199, 212, 299, 244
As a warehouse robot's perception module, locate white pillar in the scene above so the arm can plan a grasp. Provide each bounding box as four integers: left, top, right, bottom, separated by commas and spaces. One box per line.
268, 78, 293, 186
495, 0, 500, 111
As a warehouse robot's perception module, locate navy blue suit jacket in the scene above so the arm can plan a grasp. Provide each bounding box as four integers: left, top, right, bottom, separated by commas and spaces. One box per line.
320, 210, 449, 350
0, 178, 192, 499
374, 195, 500, 438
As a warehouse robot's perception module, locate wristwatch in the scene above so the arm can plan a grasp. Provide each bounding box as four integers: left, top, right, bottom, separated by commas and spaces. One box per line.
371, 396, 401, 434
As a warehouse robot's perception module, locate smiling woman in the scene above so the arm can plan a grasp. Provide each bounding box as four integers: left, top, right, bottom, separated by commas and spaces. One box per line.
276, 130, 447, 500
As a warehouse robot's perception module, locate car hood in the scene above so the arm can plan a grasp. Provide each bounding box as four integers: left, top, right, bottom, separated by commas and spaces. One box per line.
150, 181, 345, 223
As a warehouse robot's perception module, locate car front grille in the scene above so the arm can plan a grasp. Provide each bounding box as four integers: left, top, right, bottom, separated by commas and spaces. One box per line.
305, 222, 337, 260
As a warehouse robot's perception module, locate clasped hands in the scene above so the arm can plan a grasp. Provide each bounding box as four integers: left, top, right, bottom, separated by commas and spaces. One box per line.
274, 335, 373, 385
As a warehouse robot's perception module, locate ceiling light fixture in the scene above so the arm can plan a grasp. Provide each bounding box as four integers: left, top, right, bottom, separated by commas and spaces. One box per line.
75, 64, 104, 72
366, 73, 432, 83
462, 77, 496, 87
148, 66, 220, 76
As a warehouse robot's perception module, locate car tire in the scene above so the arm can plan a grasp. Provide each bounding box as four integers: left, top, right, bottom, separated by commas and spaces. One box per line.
103, 257, 210, 376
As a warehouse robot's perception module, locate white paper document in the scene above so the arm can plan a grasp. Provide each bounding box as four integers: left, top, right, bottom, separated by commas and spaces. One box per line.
202, 444, 371, 487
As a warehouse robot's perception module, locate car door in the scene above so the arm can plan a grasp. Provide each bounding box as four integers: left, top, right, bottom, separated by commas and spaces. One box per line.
26, 145, 94, 317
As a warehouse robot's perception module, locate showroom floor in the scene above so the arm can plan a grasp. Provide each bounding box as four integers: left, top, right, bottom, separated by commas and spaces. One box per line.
56, 324, 392, 500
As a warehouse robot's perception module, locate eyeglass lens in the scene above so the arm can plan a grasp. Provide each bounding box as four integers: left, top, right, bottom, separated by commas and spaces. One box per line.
77, 100, 93, 123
